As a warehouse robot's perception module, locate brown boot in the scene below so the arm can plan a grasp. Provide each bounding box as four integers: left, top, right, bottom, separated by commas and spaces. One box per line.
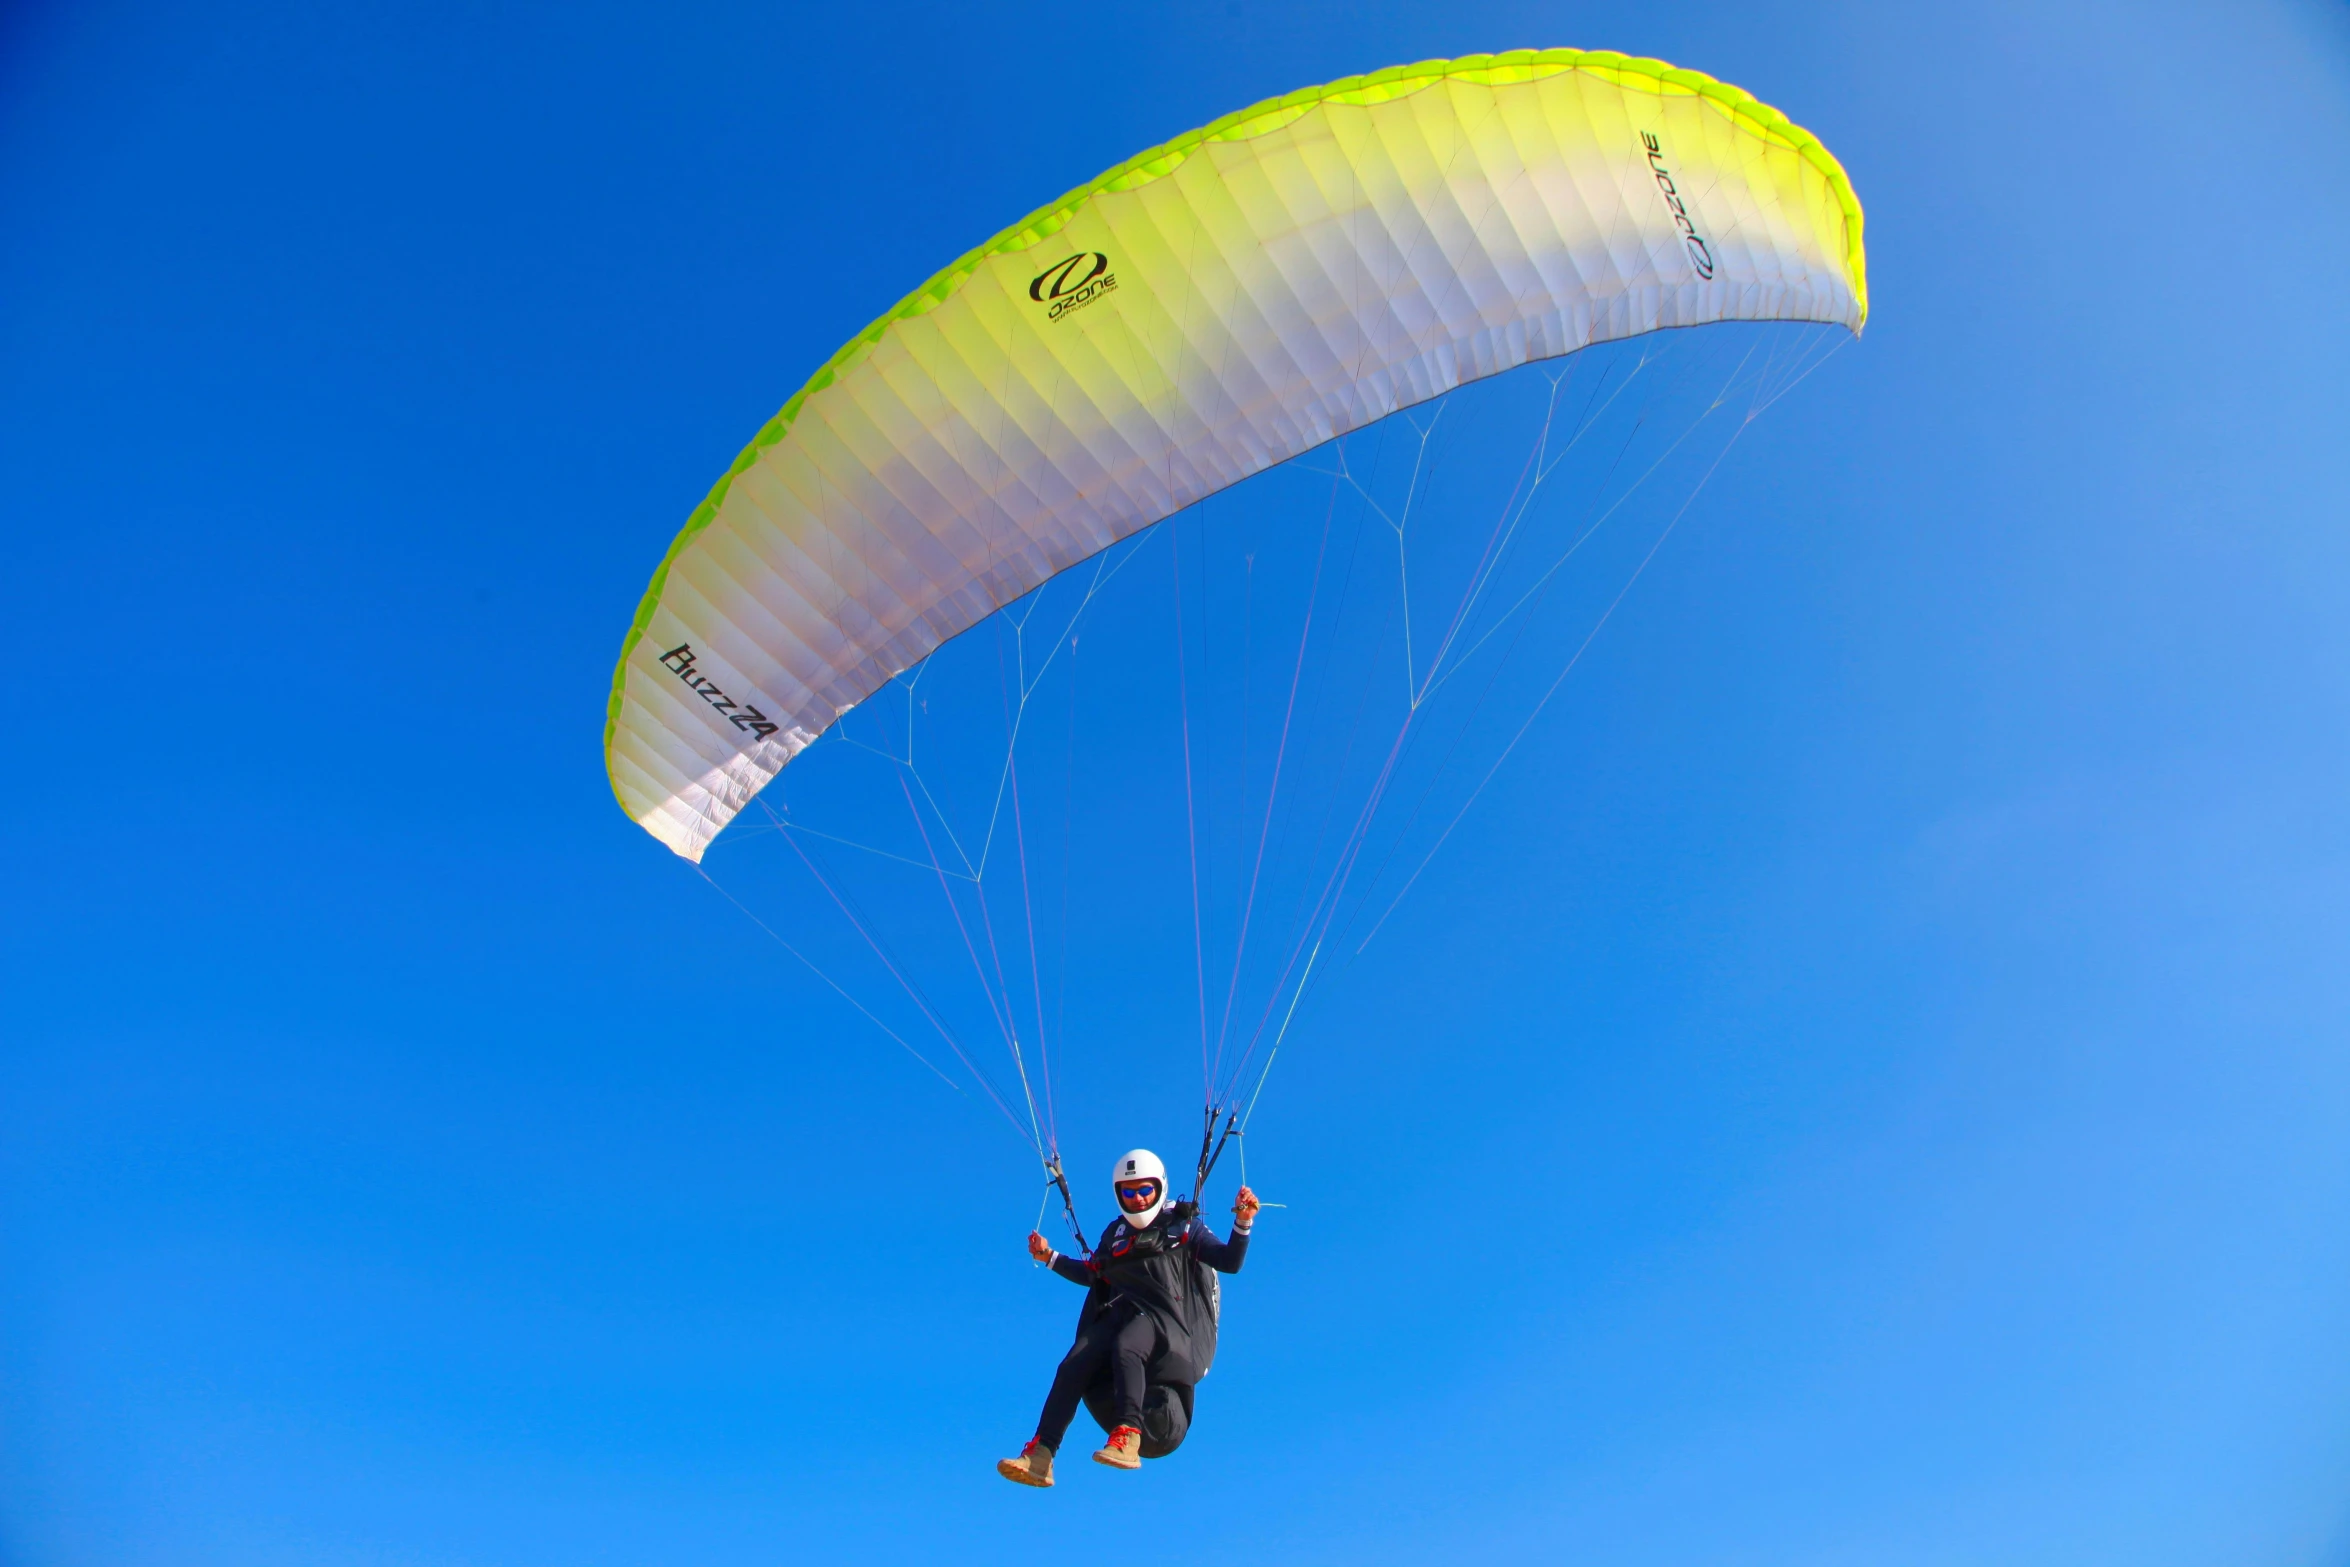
1091, 1425, 1142, 1470
996, 1439, 1054, 1488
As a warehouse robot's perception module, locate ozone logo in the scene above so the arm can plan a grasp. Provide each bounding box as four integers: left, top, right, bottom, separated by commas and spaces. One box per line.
1640, 132, 1717, 281
1029, 251, 1119, 321
1030, 252, 1108, 301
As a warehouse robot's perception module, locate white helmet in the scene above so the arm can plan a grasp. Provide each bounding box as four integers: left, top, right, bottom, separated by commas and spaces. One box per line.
1111, 1148, 1168, 1229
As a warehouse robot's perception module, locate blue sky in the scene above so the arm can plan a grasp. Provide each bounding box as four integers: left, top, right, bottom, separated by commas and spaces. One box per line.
5, 1, 2350, 1563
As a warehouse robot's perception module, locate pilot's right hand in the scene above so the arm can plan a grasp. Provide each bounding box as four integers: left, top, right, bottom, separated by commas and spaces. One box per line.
1027, 1231, 1053, 1263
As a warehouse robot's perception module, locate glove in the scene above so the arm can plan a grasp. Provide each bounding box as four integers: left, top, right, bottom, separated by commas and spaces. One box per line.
1233, 1186, 1261, 1227
1028, 1231, 1053, 1263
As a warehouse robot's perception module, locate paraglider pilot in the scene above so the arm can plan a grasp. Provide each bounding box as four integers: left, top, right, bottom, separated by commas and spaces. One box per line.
998, 1149, 1259, 1487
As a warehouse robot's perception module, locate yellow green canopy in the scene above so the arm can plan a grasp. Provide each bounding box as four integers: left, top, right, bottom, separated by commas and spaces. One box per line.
608, 49, 1867, 860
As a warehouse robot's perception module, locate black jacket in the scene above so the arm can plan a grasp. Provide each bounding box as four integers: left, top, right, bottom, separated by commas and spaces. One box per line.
1050, 1208, 1249, 1386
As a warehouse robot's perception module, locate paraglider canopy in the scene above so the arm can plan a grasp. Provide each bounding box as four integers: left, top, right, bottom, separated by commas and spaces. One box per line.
604, 49, 1866, 863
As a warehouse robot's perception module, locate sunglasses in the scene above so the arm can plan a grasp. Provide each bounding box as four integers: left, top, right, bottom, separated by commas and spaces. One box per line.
1115, 1181, 1161, 1204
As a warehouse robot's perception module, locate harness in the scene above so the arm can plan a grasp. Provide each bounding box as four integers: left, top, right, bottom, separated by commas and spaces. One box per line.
1083, 1211, 1220, 1384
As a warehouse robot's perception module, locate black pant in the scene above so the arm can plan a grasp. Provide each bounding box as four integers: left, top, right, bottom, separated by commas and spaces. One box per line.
1034, 1304, 1157, 1451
